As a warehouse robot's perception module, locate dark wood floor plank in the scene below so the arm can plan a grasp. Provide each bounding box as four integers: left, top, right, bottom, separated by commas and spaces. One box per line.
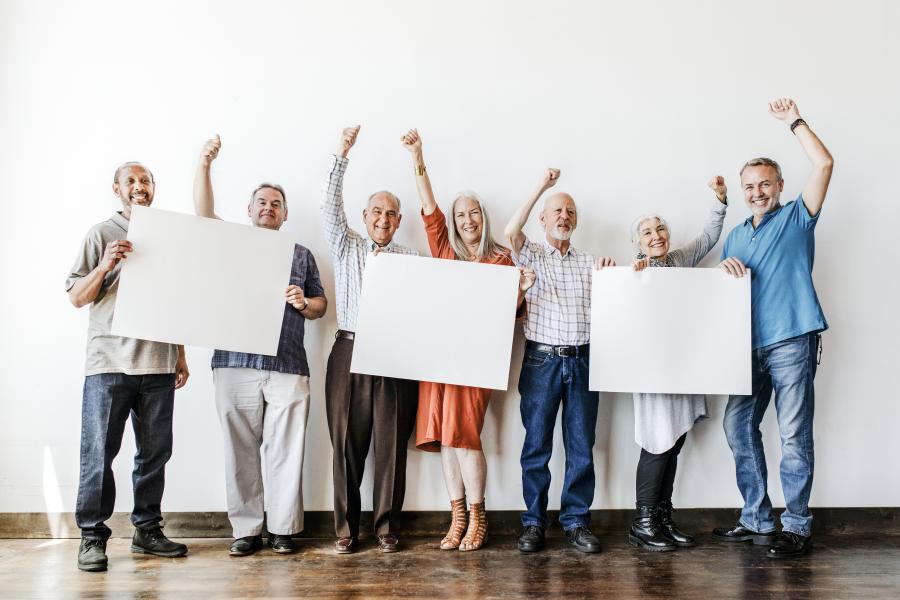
1, 536, 898, 599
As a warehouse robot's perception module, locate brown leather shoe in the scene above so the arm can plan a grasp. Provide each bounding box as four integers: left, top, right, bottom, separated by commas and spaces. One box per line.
377, 533, 400, 553
334, 536, 358, 554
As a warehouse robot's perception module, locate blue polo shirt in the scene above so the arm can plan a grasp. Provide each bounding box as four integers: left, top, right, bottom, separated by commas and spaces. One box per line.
722, 196, 828, 349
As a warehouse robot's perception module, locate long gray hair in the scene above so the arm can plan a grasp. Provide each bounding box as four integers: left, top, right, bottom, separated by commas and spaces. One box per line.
446, 190, 506, 261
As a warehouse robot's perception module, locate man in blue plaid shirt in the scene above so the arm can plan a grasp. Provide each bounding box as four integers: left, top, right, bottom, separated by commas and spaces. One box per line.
194, 135, 328, 557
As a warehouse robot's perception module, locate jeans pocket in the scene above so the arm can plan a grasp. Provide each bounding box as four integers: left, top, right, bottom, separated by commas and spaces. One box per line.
524, 351, 549, 368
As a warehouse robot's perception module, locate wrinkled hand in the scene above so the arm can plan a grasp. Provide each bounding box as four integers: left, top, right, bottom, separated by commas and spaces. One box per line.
400, 128, 422, 154
632, 257, 650, 272
708, 175, 727, 202
720, 257, 747, 278
541, 168, 560, 191
768, 98, 801, 123
518, 267, 536, 292
100, 239, 133, 273
595, 256, 616, 269
285, 285, 307, 311
174, 355, 190, 389
200, 134, 221, 166
338, 125, 361, 158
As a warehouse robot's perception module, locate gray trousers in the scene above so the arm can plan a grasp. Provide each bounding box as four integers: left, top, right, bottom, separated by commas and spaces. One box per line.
214, 367, 310, 537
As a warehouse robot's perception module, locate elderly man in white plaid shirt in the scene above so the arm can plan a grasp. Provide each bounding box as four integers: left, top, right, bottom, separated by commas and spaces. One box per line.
320, 126, 419, 555
505, 168, 615, 555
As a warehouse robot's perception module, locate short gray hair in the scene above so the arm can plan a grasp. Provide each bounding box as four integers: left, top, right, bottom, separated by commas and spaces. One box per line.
631, 213, 670, 255
250, 182, 287, 205
113, 161, 154, 184
368, 190, 401, 212
740, 157, 783, 180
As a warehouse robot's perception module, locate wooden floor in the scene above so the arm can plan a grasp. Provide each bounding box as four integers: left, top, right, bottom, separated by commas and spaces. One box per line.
2, 534, 899, 599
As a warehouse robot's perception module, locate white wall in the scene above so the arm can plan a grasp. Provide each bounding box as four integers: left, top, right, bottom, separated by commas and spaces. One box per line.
2, 0, 898, 518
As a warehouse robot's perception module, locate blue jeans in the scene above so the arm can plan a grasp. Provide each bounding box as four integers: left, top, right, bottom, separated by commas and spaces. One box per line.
723, 333, 820, 537
76, 373, 176, 540
519, 344, 599, 530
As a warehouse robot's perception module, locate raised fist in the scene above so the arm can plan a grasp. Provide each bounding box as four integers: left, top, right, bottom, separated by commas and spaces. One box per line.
338, 125, 361, 158
707, 175, 727, 201
200, 134, 221, 166
400, 128, 422, 153
541, 168, 561, 190
768, 98, 801, 123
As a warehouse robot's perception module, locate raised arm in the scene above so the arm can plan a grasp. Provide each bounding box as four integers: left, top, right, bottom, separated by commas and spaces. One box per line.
193, 134, 222, 219
768, 98, 834, 217
321, 126, 360, 258
400, 128, 438, 216
673, 176, 729, 267
505, 168, 560, 254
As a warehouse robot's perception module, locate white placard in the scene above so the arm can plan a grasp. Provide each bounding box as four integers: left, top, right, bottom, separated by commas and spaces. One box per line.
589, 267, 751, 395
350, 253, 521, 390
111, 205, 296, 355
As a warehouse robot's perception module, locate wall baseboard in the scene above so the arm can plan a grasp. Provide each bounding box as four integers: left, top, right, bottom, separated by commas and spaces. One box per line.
1, 508, 897, 539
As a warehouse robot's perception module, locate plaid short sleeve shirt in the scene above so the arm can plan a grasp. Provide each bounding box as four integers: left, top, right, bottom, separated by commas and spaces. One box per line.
211, 243, 325, 375
513, 238, 594, 346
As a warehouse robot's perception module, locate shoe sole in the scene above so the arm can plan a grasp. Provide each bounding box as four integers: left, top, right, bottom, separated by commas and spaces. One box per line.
627, 534, 676, 552
130, 545, 188, 557
517, 543, 544, 553
229, 547, 260, 557
767, 543, 812, 559
712, 533, 775, 546
77, 562, 108, 572
271, 547, 296, 554
379, 546, 399, 553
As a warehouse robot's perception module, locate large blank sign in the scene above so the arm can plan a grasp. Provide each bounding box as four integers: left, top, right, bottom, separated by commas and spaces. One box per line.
350, 253, 520, 390
111, 205, 296, 355
589, 267, 751, 395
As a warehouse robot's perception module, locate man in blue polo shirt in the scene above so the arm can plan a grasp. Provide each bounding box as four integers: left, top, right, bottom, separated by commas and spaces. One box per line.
713, 98, 833, 559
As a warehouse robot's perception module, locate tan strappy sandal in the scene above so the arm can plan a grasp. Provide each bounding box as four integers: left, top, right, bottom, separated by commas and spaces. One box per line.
459, 500, 487, 551
440, 498, 467, 550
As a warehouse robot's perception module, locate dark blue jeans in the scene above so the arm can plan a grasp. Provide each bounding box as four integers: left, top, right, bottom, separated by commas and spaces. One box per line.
519, 344, 599, 530
723, 333, 820, 537
76, 373, 175, 540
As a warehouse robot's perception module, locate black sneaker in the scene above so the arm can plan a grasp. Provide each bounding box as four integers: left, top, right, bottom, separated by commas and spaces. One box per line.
517, 525, 545, 553
767, 531, 812, 559
566, 526, 602, 554
268, 534, 297, 554
230, 535, 263, 556
77, 538, 108, 572
712, 523, 776, 545
131, 526, 188, 557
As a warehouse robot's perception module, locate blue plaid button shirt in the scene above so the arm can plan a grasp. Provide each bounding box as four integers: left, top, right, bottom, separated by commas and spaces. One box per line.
210, 243, 325, 376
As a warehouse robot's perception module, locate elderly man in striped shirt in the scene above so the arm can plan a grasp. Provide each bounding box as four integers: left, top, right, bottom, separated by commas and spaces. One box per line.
321, 126, 419, 554
505, 169, 615, 554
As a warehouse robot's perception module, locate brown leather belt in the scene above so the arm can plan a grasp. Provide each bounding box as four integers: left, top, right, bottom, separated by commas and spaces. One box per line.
336, 330, 355, 341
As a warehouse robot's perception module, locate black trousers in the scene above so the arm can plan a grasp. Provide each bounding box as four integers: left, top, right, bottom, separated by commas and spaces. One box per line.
635, 433, 687, 507
325, 336, 418, 538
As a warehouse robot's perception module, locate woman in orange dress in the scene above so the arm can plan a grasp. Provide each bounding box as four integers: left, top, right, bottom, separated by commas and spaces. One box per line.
401, 129, 533, 551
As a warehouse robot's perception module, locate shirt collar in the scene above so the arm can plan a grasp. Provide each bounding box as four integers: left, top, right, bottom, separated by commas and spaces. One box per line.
542, 239, 576, 257
367, 237, 396, 252
111, 211, 129, 232
743, 203, 784, 229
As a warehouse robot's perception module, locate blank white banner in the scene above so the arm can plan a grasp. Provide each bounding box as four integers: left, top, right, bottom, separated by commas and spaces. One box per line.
111, 205, 296, 355
589, 267, 751, 395
350, 253, 520, 390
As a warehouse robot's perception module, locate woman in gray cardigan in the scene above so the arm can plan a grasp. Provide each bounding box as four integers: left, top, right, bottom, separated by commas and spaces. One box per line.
627, 176, 729, 552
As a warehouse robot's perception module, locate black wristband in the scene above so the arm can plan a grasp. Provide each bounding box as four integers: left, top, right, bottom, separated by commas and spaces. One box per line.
789, 118, 807, 133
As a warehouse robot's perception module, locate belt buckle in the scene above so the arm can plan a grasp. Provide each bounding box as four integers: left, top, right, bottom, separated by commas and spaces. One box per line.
557, 346, 574, 357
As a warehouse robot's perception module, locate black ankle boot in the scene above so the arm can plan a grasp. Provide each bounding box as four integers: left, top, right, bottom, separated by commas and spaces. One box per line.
657, 500, 696, 547
628, 505, 676, 552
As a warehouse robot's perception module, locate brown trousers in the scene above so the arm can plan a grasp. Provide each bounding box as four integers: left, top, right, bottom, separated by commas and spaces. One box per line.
325, 336, 418, 537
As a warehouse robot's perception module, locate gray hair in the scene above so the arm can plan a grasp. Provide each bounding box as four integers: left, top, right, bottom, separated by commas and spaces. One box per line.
631, 213, 670, 255
368, 190, 401, 213
740, 157, 783, 180
250, 182, 287, 205
113, 161, 154, 184
446, 190, 505, 261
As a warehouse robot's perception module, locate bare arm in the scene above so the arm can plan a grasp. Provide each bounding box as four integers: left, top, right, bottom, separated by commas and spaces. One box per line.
285, 285, 327, 319
174, 345, 190, 389
768, 98, 834, 217
193, 134, 222, 219
505, 168, 560, 254
67, 239, 133, 308
400, 129, 437, 216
